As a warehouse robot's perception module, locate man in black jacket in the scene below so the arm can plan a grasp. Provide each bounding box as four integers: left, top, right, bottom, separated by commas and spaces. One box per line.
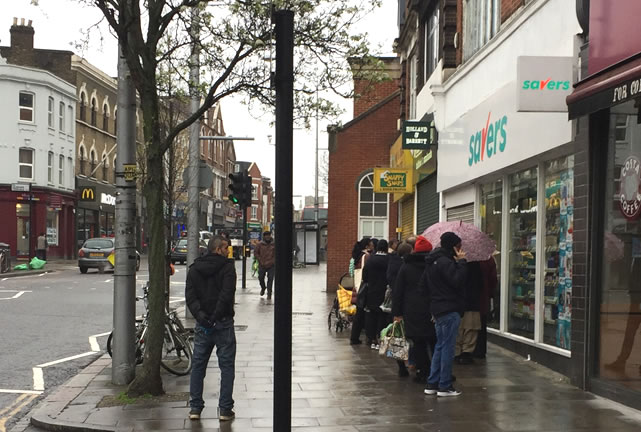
422, 232, 467, 397
186, 236, 236, 421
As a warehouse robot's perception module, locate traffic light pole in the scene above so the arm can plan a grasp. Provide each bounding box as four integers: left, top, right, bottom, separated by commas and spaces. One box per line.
242, 206, 247, 289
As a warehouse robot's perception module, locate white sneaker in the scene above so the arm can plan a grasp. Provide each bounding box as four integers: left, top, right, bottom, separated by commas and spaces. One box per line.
437, 387, 462, 397
370, 343, 377, 349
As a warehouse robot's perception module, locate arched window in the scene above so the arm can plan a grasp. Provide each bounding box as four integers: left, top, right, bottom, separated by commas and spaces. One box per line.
113, 108, 117, 134
79, 146, 86, 175
112, 155, 117, 183
79, 92, 87, 122
103, 103, 109, 132
90, 149, 97, 177
358, 173, 388, 239
102, 152, 108, 181
90, 98, 97, 126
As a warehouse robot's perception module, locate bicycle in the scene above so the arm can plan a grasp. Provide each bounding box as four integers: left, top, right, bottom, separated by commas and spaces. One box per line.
0, 250, 9, 274
107, 283, 193, 376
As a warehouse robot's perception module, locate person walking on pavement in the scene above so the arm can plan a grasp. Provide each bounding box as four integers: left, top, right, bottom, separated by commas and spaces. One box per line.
36, 232, 47, 260
393, 236, 435, 383
423, 232, 468, 397
254, 231, 275, 298
350, 238, 371, 345
186, 236, 237, 421
363, 239, 389, 349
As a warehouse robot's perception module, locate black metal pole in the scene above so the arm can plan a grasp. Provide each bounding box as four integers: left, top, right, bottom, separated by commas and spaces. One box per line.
273, 9, 294, 432
242, 207, 247, 289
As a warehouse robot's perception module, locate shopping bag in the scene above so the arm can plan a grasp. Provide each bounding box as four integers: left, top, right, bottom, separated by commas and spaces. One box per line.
337, 286, 352, 311
29, 257, 46, 269
379, 286, 392, 313
379, 321, 410, 361
13, 264, 28, 271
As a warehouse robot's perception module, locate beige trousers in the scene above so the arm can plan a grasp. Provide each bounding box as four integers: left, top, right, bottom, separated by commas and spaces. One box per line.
456, 311, 482, 356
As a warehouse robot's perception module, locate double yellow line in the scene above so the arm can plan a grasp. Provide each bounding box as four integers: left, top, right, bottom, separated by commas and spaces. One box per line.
0, 394, 38, 432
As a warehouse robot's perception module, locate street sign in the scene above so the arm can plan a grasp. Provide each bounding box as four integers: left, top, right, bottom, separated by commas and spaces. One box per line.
11, 183, 30, 192
182, 161, 215, 189
123, 164, 137, 181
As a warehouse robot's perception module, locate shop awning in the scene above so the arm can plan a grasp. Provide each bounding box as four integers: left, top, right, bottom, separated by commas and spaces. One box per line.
567, 55, 641, 119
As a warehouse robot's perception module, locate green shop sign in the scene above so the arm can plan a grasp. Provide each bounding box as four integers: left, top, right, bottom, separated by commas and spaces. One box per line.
402, 120, 436, 150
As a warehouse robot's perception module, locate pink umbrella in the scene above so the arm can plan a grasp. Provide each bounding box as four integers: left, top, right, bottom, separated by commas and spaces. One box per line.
422, 221, 496, 262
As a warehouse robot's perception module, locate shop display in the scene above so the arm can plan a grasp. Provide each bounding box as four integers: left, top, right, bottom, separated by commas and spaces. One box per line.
480, 180, 503, 329
544, 156, 574, 349
508, 167, 538, 339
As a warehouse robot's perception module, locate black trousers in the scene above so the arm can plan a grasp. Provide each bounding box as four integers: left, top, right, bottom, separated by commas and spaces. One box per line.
350, 306, 365, 342
474, 314, 488, 357
365, 307, 385, 343
411, 337, 435, 376
258, 266, 275, 294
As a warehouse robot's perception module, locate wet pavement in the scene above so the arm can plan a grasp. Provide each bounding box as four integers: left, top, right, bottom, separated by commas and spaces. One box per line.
13, 264, 641, 431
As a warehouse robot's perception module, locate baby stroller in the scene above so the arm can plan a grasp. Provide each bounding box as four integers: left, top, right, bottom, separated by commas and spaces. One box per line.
328, 273, 357, 332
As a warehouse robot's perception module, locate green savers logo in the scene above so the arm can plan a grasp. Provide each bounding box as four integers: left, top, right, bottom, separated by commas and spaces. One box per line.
468, 112, 507, 166
380, 171, 407, 188
522, 78, 570, 91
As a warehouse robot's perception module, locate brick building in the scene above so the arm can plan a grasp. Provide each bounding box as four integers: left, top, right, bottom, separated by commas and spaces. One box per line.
326, 57, 401, 292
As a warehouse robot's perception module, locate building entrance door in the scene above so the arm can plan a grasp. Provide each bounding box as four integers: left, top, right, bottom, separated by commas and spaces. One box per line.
16, 203, 30, 257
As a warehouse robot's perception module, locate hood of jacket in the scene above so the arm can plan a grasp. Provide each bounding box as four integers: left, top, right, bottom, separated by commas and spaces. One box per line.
426, 247, 453, 265
190, 253, 229, 278
404, 251, 430, 265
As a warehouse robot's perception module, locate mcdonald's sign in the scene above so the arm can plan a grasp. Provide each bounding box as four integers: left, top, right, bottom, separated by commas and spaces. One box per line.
80, 187, 96, 202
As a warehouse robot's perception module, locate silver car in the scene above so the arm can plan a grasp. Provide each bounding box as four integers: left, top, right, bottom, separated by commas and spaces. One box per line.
78, 238, 141, 274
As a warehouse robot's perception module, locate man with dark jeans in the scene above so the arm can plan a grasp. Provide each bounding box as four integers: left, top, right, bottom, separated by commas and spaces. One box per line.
186, 236, 236, 421
254, 231, 275, 299
422, 232, 467, 397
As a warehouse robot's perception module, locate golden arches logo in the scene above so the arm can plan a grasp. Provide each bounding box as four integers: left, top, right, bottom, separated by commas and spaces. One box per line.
81, 188, 95, 200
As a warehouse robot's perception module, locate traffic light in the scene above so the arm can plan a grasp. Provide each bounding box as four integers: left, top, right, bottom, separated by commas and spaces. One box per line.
228, 170, 252, 209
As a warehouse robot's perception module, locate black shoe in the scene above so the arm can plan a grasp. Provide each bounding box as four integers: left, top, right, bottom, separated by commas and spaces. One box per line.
458, 354, 474, 365
424, 383, 438, 395
413, 369, 427, 384
350, 339, 362, 345
219, 408, 235, 421
437, 387, 462, 397
189, 409, 202, 420
398, 366, 409, 377
267, 292, 272, 300
260, 287, 266, 296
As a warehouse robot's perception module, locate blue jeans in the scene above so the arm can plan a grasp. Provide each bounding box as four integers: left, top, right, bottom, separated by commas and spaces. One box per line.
428, 312, 461, 389
189, 320, 236, 411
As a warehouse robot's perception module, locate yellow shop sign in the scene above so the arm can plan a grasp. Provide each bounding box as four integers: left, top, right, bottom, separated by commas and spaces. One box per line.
373, 168, 413, 193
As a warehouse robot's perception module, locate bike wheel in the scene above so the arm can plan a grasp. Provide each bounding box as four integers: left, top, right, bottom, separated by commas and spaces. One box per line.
106, 332, 113, 357
160, 329, 192, 376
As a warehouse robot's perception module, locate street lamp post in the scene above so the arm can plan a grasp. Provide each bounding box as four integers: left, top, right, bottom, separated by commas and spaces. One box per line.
314, 88, 319, 223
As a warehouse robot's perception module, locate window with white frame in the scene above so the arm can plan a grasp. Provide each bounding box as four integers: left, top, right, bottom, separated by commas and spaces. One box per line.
48, 151, 54, 183
59, 101, 65, 132
463, 0, 500, 62
19, 92, 35, 122
408, 55, 417, 119
19, 148, 34, 180
90, 98, 97, 126
251, 205, 258, 220
67, 157, 73, 185
48, 97, 55, 128
358, 173, 388, 239
423, 7, 440, 83
58, 154, 64, 185
90, 149, 97, 177
68, 105, 74, 135
252, 184, 258, 201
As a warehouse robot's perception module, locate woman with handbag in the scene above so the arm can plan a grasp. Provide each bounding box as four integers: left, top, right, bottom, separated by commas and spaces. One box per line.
363, 240, 389, 349
392, 235, 435, 383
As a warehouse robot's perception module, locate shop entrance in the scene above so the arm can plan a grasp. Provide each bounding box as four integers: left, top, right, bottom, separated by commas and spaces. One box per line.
16, 203, 30, 257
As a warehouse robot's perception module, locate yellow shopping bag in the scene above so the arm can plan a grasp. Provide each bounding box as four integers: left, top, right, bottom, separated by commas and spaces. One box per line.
337, 286, 352, 311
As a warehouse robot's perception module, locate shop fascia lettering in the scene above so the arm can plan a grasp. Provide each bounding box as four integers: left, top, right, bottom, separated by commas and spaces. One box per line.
468, 112, 508, 166
522, 78, 570, 91
101, 193, 116, 206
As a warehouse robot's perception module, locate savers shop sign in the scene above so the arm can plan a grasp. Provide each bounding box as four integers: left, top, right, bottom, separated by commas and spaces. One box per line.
373, 168, 413, 193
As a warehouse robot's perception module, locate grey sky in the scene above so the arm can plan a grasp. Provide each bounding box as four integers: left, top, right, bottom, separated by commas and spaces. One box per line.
2, 0, 398, 207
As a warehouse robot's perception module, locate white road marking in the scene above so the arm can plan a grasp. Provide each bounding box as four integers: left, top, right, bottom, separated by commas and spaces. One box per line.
32, 368, 44, 392
36, 351, 96, 368
0, 389, 42, 395
0, 290, 31, 300
36, 273, 47, 277
88, 332, 110, 352
169, 297, 185, 304
104, 279, 112, 283
1, 278, 7, 281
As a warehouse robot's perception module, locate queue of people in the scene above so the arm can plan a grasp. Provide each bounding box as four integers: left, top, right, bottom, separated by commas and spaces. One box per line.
348, 231, 495, 397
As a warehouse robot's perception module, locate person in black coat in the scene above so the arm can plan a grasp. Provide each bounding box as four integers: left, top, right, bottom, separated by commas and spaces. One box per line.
363, 239, 389, 348
393, 235, 435, 382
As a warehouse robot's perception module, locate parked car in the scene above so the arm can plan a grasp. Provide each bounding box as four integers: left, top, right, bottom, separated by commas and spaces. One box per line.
170, 239, 208, 264
78, 238, 141, 274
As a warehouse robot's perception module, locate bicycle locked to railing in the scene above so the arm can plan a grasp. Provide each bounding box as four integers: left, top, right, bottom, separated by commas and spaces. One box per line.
107, 282, 193, 376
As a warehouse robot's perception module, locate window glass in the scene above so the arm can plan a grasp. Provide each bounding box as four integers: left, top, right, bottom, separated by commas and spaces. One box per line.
19, 92, 34, 122
19, 148, 34, 179
360, 188, 373, 202
59, 101, 65, 132
48, 151, 54, 183
598, 101, 641, 392
68, 106, 74, 134
463, 0, 500, 62
48, 97, 54, 128
84, 239, 113, 249
543, 156, 574, 349
46, 208, 59, 246
59, 155, 64, 185
424, 7, 439, 82
480, 179, 503, 329
507, 167, 538, 339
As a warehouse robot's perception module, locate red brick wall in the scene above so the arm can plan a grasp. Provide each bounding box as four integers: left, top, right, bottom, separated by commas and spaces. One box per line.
326, 93, 400, 292
501, 0, 524, 23
353, 78, 400, 118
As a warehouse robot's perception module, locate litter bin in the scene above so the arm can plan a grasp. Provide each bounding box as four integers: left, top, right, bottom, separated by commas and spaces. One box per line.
0, 242, 11, 273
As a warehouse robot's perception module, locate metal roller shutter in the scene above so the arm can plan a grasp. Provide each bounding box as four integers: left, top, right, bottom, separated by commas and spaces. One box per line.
416, 174, 439, 234
446, 203, 475, 224
400, 197, 414, 240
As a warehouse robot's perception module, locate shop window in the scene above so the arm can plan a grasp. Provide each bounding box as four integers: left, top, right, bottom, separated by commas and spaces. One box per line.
19, 148, 34, 180
48, 151, 54, 183
463, 0, 500, 62
59, 155, 64, 186
358, 173, 388, 239
48, 97, 54, 128
598, 101, 641, 392
19, 92, 35, 122
47, 208, 59, 246
480, 179, 503, 329
543, 156, 574, 349
16, 203, 30, 256
507, 166, 538, 340
59, 101, 65, 132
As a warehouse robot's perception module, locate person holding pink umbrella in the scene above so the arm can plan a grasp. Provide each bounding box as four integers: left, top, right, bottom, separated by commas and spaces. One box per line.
423, 232, 468, 397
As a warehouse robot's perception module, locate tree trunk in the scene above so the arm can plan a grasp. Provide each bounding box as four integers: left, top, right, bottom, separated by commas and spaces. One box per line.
127, 91, 166, 397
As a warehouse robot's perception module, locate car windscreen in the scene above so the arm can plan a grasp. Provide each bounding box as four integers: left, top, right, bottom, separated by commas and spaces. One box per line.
84, 239, 113, 249
177, 240, 188, 247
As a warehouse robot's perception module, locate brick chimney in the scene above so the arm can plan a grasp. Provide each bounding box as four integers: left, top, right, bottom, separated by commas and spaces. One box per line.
350, 57, 401, 118
8, 18, 36, 67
